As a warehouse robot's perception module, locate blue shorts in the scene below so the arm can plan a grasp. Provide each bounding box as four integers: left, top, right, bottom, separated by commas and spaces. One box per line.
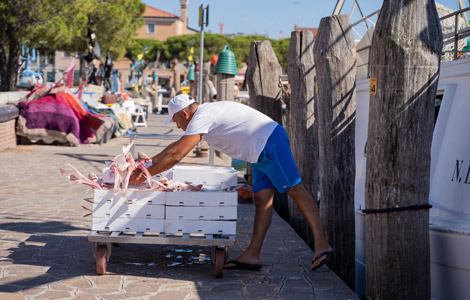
251, 125, 302, 194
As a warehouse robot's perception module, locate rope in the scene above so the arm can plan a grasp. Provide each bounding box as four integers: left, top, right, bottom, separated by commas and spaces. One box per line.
361, 204, 432, 214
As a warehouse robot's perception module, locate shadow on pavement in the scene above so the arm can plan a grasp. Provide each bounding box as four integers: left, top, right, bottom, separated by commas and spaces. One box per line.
0, 220, 234, 295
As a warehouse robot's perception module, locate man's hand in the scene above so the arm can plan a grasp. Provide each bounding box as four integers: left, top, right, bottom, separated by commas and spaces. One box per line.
129, 168, 146, 185
129, 134, 202, 186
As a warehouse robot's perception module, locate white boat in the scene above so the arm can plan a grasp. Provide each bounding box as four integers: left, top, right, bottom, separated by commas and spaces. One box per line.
333, 1, 470, 299
354, 58, 470, 300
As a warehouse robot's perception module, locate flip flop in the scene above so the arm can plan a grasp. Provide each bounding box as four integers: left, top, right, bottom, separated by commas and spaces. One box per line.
224, 259, 262, 270
311, 248, 336, 271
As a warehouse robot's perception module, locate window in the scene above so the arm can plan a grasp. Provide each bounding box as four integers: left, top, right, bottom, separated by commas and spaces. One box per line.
147, 23, 155, 34
434, 93, 443, 127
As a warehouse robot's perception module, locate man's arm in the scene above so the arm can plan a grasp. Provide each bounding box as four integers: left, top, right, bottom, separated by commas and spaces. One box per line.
129, 134, 202, 184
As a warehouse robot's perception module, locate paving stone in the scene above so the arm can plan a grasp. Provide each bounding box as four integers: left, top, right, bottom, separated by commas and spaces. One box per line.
148, 289, 194, 300
98, 293, 134, 300
0, 292, 24, 300
19, 287, 47, 297
243, 283, 281, 298
72, 292, 101, 300
209, 282, 243, 292
123, 282, 159, 293
34, 290, 73, 299
48, 281, 76, 292
279, 288, 315, 300
197, 290, 244, 300
86, 275, 122, 288
0, 285, 20, 293
83, 288, 123, 295
60, 276, 93, 289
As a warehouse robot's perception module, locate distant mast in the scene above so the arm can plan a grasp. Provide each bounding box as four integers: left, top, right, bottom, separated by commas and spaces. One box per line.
219, 22, 224, 35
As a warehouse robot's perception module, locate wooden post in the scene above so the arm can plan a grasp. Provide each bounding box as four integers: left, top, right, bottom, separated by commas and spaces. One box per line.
216, 73, 235, 101
245, 40, 285, 215
286, 30, 318, 248
313, 14, 356, 289
246, 40, 283, 125
194, 69, 199, 102
172, 58, 180, 93
365, 1, 442, 299
189, 79, 195, 97
203, 61, 211, 103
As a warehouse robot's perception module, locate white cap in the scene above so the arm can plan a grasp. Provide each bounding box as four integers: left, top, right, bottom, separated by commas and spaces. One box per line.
165, 94, 195, 124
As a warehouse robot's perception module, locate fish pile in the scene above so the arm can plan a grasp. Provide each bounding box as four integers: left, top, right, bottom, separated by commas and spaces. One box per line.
60, 140, 204, 195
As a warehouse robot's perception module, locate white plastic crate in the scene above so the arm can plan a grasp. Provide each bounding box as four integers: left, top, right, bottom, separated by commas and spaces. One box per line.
93, 189, 166, 206
168, 165, 238, 187
166, 206, 237, 220
92, 189, 165, 232
93, 203, 165, 219
92, 218, 165, 232
164, 220, 236, 235
165, 191, 237, 206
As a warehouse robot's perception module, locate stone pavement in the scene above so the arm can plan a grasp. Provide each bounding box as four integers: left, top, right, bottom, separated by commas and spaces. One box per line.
0, 113, 358, 300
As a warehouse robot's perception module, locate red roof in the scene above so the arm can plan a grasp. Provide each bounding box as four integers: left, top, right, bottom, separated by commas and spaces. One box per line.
144, 5, 179, 19
294, 26, 318, 37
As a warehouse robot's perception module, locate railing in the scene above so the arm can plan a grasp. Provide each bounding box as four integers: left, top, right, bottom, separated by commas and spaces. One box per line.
335, 5, 470, 78
439, 6, 470, 60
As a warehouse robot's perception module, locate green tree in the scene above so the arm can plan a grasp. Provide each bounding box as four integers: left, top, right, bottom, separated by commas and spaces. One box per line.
0, 0, 88, 91
228, 35, 271, 69
0, 0, 145, 91
79, 0, 145, 60
161, 33, 289, 72
272, 38, 291, 71
66, 0, 145, 81
126, 38, 167, 70
124, 33, 291, 78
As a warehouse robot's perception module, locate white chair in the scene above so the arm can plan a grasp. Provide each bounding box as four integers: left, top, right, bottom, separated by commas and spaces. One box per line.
131, 104, 147, 127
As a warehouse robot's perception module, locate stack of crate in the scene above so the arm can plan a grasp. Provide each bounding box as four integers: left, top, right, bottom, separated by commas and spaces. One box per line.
91, 166, 238, 236
92, 189, 166, 232
165, 166, 238, 235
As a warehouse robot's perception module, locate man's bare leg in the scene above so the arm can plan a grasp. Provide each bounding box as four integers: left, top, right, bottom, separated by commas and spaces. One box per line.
287, 183, 332, 270
224, 188, 275, 267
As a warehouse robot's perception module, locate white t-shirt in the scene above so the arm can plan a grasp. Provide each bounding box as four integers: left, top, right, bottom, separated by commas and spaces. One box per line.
184, 101, 278, 163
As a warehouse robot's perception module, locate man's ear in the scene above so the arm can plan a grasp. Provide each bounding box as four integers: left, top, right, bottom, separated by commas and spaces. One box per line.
181, 109, 190, 119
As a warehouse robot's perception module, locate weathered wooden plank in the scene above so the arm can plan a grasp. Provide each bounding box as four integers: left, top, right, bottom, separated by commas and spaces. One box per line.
172, 58, 180, 97
203, 61, 211, 103
193, 69, 199, 102
216, 73, 235, 101
365, 1, 442, 299
286, 30, 318, 248
313, 14, 356, 289
245, 39, 284, 216
246, 40, 283, 125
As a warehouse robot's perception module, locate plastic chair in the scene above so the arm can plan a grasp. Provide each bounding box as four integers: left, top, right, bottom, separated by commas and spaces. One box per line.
131, 104, 147, 127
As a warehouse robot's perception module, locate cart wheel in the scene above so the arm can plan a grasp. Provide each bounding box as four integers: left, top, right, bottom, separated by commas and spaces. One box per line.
96, 245, 107, 275
214, 248, 225, 278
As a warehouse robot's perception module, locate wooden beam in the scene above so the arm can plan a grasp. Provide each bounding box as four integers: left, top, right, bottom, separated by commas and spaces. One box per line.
332, 0, 346, 15
313, 14, 357, 289
365, 1, 442, 298
245, 40, 283, 125
286, 30, 318, 249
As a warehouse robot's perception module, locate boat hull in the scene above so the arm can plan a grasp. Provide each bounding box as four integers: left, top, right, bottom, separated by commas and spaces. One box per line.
354, 58, 470, 300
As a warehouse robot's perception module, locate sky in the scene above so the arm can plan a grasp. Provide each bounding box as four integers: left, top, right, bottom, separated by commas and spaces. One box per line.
142, 0, 465, 40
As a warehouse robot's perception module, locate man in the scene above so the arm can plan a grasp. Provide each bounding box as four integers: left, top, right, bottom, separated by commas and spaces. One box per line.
129, 94, 334, 271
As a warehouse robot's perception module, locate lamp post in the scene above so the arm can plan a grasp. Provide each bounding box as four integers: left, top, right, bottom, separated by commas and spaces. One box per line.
198, 4, 209, 104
